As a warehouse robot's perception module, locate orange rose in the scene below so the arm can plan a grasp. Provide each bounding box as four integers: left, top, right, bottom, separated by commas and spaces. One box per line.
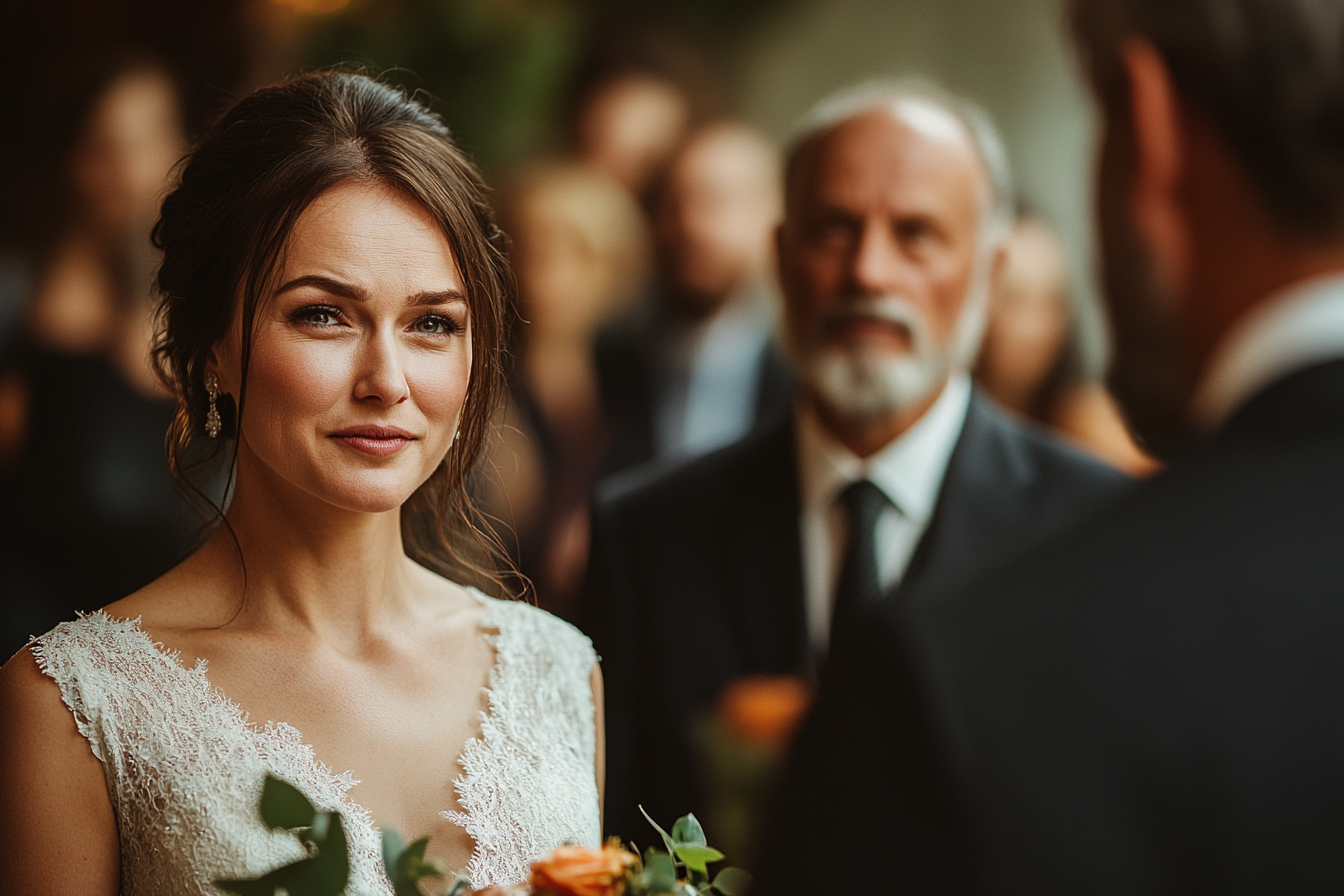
529, 842, 637, 896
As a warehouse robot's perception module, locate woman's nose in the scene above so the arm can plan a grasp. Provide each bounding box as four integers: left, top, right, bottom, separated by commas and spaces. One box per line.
352, 328, 409, 406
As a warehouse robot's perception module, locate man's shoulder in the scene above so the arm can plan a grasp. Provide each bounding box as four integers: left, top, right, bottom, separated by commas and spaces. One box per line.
956, 392, 1134, 509
594, 417, 794, 518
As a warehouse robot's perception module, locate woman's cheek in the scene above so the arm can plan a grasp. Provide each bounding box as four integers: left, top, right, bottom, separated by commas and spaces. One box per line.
247, 335, 350, 417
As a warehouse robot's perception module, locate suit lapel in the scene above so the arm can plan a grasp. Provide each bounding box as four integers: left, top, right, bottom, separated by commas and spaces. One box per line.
718, 415, 812, 678
895, 394, 1032, 605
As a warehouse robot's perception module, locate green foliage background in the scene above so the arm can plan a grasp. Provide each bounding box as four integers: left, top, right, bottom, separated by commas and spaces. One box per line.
296, 0, 794, 175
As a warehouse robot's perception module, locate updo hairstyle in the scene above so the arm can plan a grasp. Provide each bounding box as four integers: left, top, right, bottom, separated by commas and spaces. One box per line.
151, 70, 512, 585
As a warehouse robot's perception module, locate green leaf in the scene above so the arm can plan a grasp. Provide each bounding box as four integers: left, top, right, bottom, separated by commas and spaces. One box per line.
712, 867, 753, 896
642, 849, 679, 893
671, 813, 707, 848
382, 828, 408, 877
259, 776, 318, 830
639, 804, 679, 857
443, 874, 472, 896
290, 812, 350, 895
674, 844, 725, 876
381, 828, 443, 896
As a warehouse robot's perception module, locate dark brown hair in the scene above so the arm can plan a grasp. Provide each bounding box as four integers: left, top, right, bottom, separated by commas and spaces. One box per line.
152, 70, 512, 589
1071, 0, 1344, 238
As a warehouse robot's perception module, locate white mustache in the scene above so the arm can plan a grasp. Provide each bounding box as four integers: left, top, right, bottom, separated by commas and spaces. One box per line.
821, 295, 930, 351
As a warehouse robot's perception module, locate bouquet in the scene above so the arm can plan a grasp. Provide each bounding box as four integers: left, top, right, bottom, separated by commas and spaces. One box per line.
218, 775, 750, 896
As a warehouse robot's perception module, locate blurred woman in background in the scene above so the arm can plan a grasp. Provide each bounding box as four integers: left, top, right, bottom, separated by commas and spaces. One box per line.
486, 162, 649, 615
975, 210, 1156, 475
0, 60, 201, 656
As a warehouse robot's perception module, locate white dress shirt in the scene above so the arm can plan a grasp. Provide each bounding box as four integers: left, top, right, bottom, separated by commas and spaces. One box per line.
795, 372, 972, 654
1192, 271, 1344, 431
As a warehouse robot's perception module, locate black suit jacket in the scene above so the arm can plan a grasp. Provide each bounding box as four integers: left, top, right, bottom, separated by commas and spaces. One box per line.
795, 359, 1344, 895
579, 390, 1132, 846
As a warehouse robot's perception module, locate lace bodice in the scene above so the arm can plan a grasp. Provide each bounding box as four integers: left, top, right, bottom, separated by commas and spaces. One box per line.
31, 590, 601, 894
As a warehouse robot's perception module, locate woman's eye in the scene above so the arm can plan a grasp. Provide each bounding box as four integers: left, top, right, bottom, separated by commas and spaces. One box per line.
292, 305, 343, 327
411, 314, 461, 336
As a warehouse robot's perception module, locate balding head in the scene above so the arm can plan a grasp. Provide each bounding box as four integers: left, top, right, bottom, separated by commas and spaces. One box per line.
775, 81, 1013, 455
785, 81, 1013, 245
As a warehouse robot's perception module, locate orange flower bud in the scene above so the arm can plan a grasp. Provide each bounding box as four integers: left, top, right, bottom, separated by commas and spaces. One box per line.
716, 675, 813, 753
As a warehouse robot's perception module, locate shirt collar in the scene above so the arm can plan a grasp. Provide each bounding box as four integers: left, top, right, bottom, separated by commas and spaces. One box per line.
796, 372, 972, 522
1191, 271, 1344, 431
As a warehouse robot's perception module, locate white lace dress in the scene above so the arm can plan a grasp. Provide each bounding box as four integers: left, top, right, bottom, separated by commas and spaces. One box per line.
31, 589, 601, 895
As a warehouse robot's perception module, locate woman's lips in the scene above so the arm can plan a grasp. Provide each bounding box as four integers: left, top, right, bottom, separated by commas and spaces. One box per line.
330, 426, 416, 457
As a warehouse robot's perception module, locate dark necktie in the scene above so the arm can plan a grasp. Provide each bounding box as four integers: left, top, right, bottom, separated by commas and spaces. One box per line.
830, 479, 891, 647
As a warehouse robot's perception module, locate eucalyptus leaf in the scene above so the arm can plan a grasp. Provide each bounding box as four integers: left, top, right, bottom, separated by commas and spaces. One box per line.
711, 866, 753, 896
259, 776, 317, 830
381, 828, 408, 875
639, 804, 679, 857
671, 813, 707, 849
286, 813, 349, 895
643, 849, 679, 893
674, 844, 725, 875
216, 811, 349, 896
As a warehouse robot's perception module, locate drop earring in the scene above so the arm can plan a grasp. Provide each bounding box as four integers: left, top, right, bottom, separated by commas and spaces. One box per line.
205, 373, 222, 439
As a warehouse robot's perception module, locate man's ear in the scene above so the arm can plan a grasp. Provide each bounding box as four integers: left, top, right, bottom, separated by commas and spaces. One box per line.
985, 238, 1011, 315
1122, 38, 1190, 295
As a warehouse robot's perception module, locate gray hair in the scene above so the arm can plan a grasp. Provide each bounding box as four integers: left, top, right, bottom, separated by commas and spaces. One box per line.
783, 79, 1015, 243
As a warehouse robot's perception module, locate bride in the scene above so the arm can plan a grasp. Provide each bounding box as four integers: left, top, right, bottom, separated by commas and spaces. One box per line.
0, 71, 603, 894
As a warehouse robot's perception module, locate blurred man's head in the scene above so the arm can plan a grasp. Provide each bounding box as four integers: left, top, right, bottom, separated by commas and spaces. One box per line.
654, 122, 781, 318
576, 73, 691, 198
1071, 0, 1344, 456
777, 82, 1012, 454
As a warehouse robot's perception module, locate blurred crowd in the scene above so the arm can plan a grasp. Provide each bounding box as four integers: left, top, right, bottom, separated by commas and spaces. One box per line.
8, 0, 1344, 889
0, 10, 1161, 883
0, 31, 1152, 660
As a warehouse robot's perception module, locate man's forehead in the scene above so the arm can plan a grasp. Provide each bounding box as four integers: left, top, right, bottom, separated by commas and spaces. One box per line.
786, 99, 985, 211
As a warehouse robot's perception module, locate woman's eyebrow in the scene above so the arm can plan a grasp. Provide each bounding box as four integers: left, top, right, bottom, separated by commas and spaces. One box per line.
408, 289, 468, 307
275, 274, 366, 300
275, 275, 466, 306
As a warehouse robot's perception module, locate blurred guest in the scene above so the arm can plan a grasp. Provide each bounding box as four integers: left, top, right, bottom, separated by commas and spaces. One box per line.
575, 72, 692, 200
976, 210, 1155, 473
596, 121, 791, 476
580, 81, 1130, 849
776, 1, 1344, 892
486, 163, 650, 615
0, 61, 203, 658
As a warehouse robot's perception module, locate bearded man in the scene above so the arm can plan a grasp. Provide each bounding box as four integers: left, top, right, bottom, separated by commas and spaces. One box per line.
577, 82, 1131, 849
757, 2, 1344, 894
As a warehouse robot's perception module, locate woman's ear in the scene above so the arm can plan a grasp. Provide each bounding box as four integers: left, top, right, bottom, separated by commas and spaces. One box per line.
207, 339, 238, 397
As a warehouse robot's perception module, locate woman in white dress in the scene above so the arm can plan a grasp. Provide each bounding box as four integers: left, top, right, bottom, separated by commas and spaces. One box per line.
0, 71, 604, 894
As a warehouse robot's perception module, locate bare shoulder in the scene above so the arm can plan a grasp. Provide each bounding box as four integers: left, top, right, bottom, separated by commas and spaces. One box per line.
0, 647, 120, 890
0, 644, 68, 727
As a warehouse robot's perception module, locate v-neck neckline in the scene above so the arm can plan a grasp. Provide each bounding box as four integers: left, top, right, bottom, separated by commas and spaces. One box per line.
93, 587, 505, 876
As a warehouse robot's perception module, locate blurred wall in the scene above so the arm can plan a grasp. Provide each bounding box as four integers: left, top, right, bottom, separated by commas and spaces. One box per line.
737, 0, 1107, 377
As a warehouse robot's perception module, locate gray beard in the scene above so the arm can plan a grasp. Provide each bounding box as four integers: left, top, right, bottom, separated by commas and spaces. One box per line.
787, 271, 991, 423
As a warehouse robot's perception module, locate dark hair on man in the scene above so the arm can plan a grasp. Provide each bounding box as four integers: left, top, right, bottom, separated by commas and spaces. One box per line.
1071, 0, 1344, 238
151, 70, 512, 588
